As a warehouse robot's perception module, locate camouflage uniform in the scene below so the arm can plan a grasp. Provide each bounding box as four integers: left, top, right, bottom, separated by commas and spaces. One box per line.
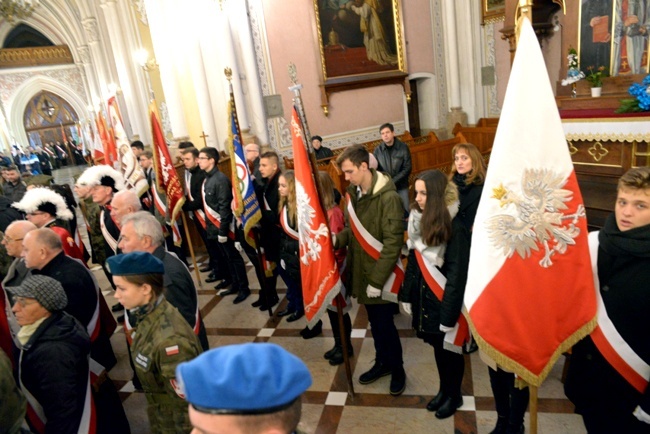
81, 196, 107, 265
0, 348, 26, 433
130, 297, 202, 434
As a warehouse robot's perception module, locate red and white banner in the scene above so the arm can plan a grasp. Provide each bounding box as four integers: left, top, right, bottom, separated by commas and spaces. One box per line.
107, 97, 148, 197
290, 106, 341, 326
464, 17, 597, 386
95, 112, 117, 167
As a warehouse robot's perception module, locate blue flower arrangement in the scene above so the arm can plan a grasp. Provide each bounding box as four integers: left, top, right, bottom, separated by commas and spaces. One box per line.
616, 74, 650, 113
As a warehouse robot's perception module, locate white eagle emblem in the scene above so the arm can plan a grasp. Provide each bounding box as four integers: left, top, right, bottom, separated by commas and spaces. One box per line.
296, 181, 330, 265
486, 168, 586, 268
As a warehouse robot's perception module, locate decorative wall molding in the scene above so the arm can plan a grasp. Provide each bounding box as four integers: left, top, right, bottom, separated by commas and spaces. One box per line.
82, 18, 99, 43
432, 0, 449, 128
485, 22, 501, 117
132, 0, 148, 25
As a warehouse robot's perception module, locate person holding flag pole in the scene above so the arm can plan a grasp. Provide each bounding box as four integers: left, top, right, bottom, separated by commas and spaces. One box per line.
463, 12, 597, 434
287, 63, 355, 393
224, 68, 275, 312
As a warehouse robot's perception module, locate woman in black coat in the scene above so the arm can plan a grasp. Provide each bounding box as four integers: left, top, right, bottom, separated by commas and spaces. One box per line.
449, 142, 486, 232
400, 170, 470, 419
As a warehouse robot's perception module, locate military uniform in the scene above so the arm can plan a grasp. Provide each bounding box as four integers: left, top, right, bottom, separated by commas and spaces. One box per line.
80, 196, 107, 266
130, 297, 202, 434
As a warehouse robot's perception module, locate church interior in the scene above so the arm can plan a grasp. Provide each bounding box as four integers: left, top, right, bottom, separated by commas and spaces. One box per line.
1, 0, 648, 432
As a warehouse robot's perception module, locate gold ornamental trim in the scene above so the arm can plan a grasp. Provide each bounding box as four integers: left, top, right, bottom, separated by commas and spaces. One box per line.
565, 132, 650, 143
0, 45, 74, 69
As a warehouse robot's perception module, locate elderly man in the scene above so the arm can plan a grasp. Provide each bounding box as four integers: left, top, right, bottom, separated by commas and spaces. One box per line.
244, 142, 263, 187
118, 211, 209, 350
13, 186, 84, 261
21, 229, 128, 433
110, 189, 142, 225
7, 275, 93, 433
311, 135, 334, 160
74, 179, 107, 269
177, 343, 312, 434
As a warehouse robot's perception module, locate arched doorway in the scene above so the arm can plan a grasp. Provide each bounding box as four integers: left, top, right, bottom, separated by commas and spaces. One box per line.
23, 90, 83, 166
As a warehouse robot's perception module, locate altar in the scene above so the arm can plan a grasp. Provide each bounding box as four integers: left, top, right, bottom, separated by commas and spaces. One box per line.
555, 105, 650, 228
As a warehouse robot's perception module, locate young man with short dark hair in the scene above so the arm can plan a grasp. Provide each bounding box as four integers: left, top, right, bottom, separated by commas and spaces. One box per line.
373, 123, 412, 212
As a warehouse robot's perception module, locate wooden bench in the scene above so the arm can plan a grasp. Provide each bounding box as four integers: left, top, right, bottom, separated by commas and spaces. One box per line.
452, 122, 497, 154
283, 131, 413, 169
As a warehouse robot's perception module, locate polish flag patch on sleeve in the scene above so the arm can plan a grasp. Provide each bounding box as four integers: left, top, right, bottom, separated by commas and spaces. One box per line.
165, 345, 179, 356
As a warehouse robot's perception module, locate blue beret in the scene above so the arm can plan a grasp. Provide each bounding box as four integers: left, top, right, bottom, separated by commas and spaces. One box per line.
176, 343, 312, 414
106, 252, 164, 276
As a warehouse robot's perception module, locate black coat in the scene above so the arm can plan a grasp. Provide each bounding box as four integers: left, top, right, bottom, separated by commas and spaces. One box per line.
202, 166, 233, 239
0, 196, 22, 232
182, 165, 206, 212
257, 171, 281, 262
565, 215, 650, 428
456, 182, 483, 233
34, 252, 116, 370
279, 216, 300, 282
400, 218, 470, 334
20, 311, 90, 434
373, 138, 412, 190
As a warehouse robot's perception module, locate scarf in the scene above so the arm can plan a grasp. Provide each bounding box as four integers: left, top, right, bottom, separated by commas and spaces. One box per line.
407, 201, 460, 267
452, 173, 471, 194
599, 213, 650, 258
17, 316, 48, 346
129, 295, 164, 328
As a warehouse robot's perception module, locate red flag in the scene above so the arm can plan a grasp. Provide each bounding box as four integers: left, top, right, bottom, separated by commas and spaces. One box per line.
464, 18, 597, 386
96, 112, 117, 166
150, 103, 186, 242
290, 107, 341, 326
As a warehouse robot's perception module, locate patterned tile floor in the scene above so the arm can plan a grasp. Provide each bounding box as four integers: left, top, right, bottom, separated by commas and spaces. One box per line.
55, 166, 587, 434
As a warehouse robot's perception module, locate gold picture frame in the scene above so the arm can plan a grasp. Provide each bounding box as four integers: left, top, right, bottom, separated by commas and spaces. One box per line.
314, 0, 407, 112
482, 0, 506, 25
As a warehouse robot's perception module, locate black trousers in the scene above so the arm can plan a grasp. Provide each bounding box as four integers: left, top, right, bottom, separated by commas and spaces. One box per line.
488, 366, 529, 426
236, 228, 277, 301
216, 238, 249, 291
205, 238, 229, 281
426, 332, 465, 400
365, 303, 403, 369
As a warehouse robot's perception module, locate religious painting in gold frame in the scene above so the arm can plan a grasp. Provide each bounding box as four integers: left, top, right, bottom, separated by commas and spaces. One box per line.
482, 0, 506, 24
314, 0, 406, 81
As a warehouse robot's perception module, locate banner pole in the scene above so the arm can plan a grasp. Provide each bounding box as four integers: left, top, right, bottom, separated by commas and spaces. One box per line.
529, 385, 538, 434
182, 212, 203, 289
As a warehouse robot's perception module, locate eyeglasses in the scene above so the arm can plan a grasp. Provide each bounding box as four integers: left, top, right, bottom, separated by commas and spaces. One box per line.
2, 235, 23, 243
13, 297, 39, 308
27, 211, 46, 217
197, 156, 210, 160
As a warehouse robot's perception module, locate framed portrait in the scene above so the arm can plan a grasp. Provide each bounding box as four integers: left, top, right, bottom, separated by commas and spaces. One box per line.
580, 0, 649, 77
481, 0, 506, 24
314, 0, 406, 83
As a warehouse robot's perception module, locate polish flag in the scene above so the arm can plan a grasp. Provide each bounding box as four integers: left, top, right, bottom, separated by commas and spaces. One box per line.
464, 18, 597, 386
290, 107, 341, 326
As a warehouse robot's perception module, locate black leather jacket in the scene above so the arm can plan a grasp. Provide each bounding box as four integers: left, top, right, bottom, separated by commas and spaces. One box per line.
202, 166, 233, 239
373, 138, 412, 190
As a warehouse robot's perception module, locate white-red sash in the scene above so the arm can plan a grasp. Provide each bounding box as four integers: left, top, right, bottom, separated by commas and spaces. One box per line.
346, 194, 404, 302
99, 209, 119, 254
588, 231, 650, 393
280, 206, 299, 240
414, 250, 470, 352
201, 181, 235, 240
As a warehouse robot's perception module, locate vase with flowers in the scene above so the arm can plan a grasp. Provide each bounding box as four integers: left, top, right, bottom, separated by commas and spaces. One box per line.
616, 74, 650, 113
585, 66, 607, 97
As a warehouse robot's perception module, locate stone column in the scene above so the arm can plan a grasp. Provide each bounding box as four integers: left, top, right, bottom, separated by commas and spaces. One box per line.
442, 0, 468, 132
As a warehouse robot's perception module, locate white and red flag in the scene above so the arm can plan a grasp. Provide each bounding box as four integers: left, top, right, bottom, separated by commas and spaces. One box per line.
464, 17, 597, 386
290, 106, 341, 326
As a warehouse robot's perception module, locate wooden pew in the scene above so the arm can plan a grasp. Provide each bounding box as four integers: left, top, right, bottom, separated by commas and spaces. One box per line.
283, 131, 414, 169
452, 123, 496, 154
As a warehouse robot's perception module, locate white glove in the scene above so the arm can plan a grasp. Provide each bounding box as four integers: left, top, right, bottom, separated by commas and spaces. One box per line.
331, 232, 337, 247
366, 285, 381, 298
440, 324, 454, 333
234, 242, 243, 252
634, 406, 650, 424
401, 302, 412, 315
218, 235, 228, 243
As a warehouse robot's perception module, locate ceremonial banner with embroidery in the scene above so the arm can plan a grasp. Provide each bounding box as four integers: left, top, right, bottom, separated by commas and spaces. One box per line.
464, 17, 597, 386
150, 103, 186, 245
290, 106, 341, 326
226, 93, 261, 248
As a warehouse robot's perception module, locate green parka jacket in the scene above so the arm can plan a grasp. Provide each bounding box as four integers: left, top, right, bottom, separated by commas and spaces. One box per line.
335, 170, 405, 305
